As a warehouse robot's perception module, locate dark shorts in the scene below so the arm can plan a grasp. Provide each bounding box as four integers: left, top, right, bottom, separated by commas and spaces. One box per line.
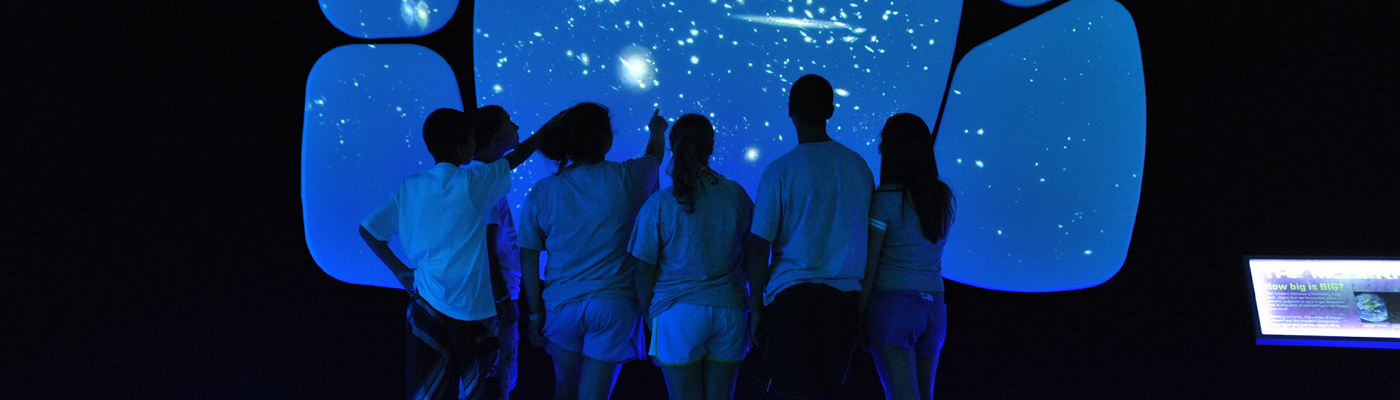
865, 290, 947, 358
406, 291, 492, 400
758, 283, 860, 400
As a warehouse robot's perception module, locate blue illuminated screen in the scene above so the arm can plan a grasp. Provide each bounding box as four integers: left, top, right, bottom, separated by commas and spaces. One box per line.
302, 44, 464, 286
1247, 258, 1400, 350
319, 0, 460, 39
302, 0, 1145, 292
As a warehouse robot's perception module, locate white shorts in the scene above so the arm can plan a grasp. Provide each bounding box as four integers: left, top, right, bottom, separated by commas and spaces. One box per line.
543, 296, 642, 363
648, 304, 749, 366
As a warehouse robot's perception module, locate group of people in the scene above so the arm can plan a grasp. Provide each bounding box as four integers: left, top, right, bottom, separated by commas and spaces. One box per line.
360, 74, 956, 400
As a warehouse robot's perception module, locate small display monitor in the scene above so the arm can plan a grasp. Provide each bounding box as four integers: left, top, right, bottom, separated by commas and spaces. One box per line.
1245, 257, 1400, 349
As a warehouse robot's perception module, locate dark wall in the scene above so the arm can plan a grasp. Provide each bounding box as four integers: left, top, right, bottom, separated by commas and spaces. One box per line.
6, 1, 1398, 398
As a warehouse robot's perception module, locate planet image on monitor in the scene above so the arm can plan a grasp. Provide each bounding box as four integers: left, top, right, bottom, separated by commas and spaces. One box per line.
1355, 293, 1388, 323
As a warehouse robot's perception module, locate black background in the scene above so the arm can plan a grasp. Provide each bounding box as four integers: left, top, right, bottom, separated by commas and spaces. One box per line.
5, 0, 1399, 398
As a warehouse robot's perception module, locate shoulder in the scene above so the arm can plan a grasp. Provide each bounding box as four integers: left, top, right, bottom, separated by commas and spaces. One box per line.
649, 186, 677, 202
639, 187, 674, 215
760, 151, 801, 179
473, 159, 511, 176
622, 155, 661, 169
714, 176, 745, 195
871, 185, 904, 207
526, 175, 560, 200
833, 143, 871, 170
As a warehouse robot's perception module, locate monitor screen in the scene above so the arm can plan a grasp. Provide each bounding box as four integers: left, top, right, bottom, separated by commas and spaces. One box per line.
1246, 257, 1400, 349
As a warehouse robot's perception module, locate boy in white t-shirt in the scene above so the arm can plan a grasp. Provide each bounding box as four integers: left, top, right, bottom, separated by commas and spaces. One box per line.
468, 105, 525, 400
359, 108, 542, 400
746, 75, 875, 400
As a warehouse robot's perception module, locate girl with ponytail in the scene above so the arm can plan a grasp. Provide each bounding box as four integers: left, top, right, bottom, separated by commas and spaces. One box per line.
859, 113, 955, 400
628, 114, 755, 400
517, 103, 667, 400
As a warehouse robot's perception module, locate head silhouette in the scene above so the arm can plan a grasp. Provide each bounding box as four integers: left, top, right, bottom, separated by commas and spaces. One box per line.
469, 105, 519, 161
879, 113, 955, 242
538, 102, 614, 174
788, 74, 835, 126
422, 108, 474, 164
669, 113, 717, 214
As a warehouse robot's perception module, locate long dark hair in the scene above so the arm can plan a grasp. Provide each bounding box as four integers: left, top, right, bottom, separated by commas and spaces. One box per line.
538, 102, 612, 175
879, 113, 955, 242
669, 114, 717, 214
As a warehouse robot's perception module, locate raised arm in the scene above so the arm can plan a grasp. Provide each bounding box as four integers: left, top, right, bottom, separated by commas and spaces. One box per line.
645, 109, 667, 160
503, 111, 563, 169
360, 225, 414, 290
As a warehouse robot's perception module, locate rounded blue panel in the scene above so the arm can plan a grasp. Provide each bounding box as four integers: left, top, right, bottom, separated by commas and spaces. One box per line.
302, 44, 462, 287
319, 0, 459, 39
937, 0, 1145, 292
1001, 0, 1054, 7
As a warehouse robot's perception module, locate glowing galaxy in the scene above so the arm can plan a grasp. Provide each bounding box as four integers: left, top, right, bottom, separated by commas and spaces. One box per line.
731, 14, 863, 32
400, 0, 431, 30
617, 45, 657, 92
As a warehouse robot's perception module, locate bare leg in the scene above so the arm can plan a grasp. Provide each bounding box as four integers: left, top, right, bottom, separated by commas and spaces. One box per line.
549, 343, 583, 400
920, 300, 947, 400
870, 343, 918, 400
579, 355, 623, 400
702, 360, 740, 400
661, 363, 704, 400
916, 355, 937, 400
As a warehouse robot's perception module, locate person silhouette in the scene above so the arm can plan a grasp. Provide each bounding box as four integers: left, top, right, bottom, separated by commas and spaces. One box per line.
858, 113, 954, 400
360, 108, 542, 400
518, 103, 666, 400
747, 75, 875, 400
629, 114, 756, 400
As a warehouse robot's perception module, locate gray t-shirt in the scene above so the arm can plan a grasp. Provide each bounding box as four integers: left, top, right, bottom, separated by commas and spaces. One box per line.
869, 184, 947, 293
751, 140, 874, 305
518, 155, 661, 311
629, 173, 753, 318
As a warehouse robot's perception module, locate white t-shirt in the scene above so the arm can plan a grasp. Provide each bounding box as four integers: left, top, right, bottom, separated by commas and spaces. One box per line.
518, 155, 661, 311
469, 161, 523, 301
751, 140, 874, 305
869, 183, 947, 293
361, 160, 511, 321
629, 173, 753, 318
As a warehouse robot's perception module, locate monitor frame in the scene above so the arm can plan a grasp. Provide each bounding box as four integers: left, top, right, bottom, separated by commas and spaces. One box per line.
1243, 255, 1400, 350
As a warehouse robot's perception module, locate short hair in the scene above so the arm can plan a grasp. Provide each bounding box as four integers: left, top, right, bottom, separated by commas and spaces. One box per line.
469, 105, 506, 151
789, 74, 835, 124
422, 108, 471, 163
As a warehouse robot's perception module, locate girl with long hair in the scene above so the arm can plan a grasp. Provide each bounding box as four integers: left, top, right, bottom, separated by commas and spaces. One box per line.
517, 103, 667, 400
859, 113, 955, 400
629, 114, 755, 400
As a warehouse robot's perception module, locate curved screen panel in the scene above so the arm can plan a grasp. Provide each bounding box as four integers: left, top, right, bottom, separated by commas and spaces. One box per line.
936, 0, 1145, 292
302, 44, 463, 287
319, 0, 460, 39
